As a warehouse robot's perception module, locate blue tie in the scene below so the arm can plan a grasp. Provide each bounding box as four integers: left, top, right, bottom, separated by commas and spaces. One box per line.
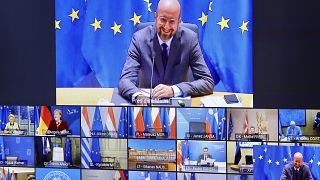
161, 43, 168, 70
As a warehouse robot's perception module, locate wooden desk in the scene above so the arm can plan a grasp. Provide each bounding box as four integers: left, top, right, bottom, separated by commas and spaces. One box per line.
56, 88, 253, 107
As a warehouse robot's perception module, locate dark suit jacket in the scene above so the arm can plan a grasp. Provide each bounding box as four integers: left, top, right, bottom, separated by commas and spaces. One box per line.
280, 163, 313, 180
118, 24, 214, 101
197, 154, 213, 164
35, 137, 52, 167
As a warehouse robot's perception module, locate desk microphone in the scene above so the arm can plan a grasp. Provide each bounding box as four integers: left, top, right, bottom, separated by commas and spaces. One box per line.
150, 56, 155, 106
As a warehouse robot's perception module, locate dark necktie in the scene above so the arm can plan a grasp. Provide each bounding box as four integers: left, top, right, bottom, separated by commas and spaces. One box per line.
294, 169, 299, 180
161, 43, 168, 70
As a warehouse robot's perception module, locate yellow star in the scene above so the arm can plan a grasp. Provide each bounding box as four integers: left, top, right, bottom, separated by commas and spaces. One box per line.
276, 161, 280, 166
148, 2, 152, 12
253, 159, 255, 163
268, 159, 272, 164
283, 158, 287, 163
90, 18, 102, 32
259, 155, 263, 160
239, 20, 249, 34
130, 12, 142, 26
198, 12, 208, 26
68, 8, 80, 22
217, 16, 230, 31
317, 161, 320, 166
264, 148, 267, 153
144, 0, 149, 2
209, 2, 213, 12
111, 22, 122, 35
310, 159, 314, 164
55, 20, 61, 29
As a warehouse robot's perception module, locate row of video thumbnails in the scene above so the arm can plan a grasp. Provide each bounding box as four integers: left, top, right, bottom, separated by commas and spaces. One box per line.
0, 137, 320, 178
0, 106, 319, 142
1, 141, 320, 179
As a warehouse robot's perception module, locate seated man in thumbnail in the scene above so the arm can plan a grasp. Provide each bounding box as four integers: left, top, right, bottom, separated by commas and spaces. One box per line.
248, 126, 262, 141
197, 147, 214, 166
286, 120, 302, 138
46, 109, 69, 135
280, 152, 313, 180
118, 0, 214, 105
4, 114, 19, 134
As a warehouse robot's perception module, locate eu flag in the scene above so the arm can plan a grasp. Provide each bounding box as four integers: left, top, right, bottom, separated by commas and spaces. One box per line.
142, 107, 153, 132
234, 141, 241, 165
128, 107, 136, 137
118, 107, 127, 138
181, 141, 190, 164
1, 106, 9, 131
160, 108, 170, 137
56, 0, 91, 87
200, 0, 252, 93
0, 136, 4, 161
34, 106, 40, 134
65, 137, 71, 163
90, 107, 102, 165
228, 112, 233, 140
218, 108, 227, 140
92, 107, 103, 132
81, 0, 154, 87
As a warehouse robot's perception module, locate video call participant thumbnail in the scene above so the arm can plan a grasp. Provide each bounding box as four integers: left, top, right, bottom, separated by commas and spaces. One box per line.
46, 109, 70, 135
280, 152, 313, 180
118, 0, 214, 104
4, 114, 19, 134
286, 121, 302, 137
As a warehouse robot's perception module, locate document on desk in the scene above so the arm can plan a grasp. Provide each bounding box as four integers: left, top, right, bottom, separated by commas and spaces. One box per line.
200, 95, 242, 107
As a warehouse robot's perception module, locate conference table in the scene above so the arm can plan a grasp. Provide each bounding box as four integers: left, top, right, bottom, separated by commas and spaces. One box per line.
56, 88, 253, 107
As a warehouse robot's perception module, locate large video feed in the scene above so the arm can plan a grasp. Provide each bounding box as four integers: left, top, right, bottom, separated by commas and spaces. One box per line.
177, 140, 226, 173
55, 0, 253, 107
227, 109, 278, 141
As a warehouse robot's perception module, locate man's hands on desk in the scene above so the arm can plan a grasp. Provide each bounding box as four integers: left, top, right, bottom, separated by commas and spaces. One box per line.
135, 84, 174, 105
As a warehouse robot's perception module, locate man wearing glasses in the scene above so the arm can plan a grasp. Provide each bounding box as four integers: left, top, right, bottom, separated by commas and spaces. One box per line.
118, 0, 214, 105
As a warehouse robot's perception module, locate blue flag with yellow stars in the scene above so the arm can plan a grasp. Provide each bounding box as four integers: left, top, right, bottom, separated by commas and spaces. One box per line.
56, 0, 91, 87
254, 145, 320, 180
56, 0, 252, 93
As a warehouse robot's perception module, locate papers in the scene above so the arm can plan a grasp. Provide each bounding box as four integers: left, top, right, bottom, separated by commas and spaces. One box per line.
200, 158, 215, 165
200, 95, 242, 107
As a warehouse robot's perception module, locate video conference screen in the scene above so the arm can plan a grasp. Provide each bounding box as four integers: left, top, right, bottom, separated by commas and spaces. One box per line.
1, 0, 320, 179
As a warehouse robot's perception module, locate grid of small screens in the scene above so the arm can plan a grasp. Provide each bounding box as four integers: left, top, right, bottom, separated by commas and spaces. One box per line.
0, 106, 319, 180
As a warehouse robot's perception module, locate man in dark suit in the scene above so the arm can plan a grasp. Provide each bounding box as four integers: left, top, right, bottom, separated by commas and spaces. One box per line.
280, 152, 313, 180
118, 0, 214, 104
197, 147, 213, 166
35, 137, 52, 167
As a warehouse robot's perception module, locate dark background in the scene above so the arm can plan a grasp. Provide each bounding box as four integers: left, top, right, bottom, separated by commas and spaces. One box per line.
0, 0, 320, 108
